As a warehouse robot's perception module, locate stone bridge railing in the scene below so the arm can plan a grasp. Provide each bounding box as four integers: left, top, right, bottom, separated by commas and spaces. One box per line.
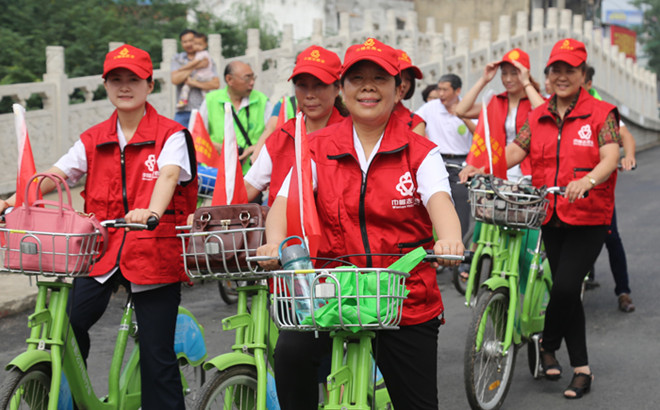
0, 6, 657, 195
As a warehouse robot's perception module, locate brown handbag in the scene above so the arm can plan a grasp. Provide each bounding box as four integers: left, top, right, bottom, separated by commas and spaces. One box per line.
185, 204, 269, 276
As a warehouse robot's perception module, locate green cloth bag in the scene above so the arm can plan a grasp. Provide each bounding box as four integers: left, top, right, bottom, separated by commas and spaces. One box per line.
301, 247, 427, 330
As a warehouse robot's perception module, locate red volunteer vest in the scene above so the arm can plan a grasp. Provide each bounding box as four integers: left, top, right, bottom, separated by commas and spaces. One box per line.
81, 103, 198, 284
310, 116, 443, 326
392, 101, 425, 131
528, 89, 618, 226
491, 93, 533, 175
265, 107, 345, 206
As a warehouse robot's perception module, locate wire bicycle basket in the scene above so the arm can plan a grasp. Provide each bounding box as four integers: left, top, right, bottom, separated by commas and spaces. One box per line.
468, 174, 549, 229
271, 267, 409, 331
0, 228, 104, 277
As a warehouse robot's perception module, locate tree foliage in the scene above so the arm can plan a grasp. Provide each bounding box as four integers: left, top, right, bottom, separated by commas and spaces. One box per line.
632, 0, 660, 74
0, 0, 280, 85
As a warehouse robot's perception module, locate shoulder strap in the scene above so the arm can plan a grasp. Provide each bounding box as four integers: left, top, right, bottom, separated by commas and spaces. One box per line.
231, 105, 252, 147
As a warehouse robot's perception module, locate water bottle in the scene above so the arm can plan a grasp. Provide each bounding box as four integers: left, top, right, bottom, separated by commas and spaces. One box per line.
279, 236, 320, 322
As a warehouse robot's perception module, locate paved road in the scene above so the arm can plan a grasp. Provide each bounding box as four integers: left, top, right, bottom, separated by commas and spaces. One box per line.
1, 146, 659, 409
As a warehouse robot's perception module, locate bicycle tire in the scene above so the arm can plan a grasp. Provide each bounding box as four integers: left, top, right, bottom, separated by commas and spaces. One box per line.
180, 358, 205, 408
218, 280, 239, 305
464, 288, 516, 410
194, 365, 258, 410
0, 364, 52, 410
452, 222, 475, 295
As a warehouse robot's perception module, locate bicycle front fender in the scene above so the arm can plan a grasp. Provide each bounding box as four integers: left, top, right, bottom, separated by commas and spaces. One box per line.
482, 276, 509, 292
5, 350, 51, 372
203, 352, 256, 372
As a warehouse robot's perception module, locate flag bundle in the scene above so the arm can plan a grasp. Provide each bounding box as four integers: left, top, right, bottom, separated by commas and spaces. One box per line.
211, 103, 248, 205
286, 112, 321, 257
13, 104, 40, 207
465, 91, 508, 179
189, 109, 222, 169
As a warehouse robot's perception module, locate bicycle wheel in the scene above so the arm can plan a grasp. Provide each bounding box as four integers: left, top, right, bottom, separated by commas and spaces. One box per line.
0, 364, 52, 409
195, 365, 258, 409
464, 288, 516, 410
180, 358, 205, 408
218, 280, 239, 305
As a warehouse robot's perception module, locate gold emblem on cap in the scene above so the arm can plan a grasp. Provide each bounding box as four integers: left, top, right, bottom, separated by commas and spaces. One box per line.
114, 47, 135, 60
311, 50, 320, 59
559, 40, 574, 51
364, 38, 375, 47
400, 52, 411, 62
508, 50, 520, 60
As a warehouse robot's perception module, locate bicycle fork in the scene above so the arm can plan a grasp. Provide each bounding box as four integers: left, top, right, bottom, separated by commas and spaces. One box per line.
326, 331, 375, 409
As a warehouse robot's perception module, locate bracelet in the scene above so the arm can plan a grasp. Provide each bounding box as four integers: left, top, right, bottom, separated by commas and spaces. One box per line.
585, 175, 596, 187
149, 210, 160, 219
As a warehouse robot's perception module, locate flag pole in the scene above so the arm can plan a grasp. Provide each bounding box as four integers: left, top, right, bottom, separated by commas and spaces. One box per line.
294, 112, 308, 248
481, 90, 495, 175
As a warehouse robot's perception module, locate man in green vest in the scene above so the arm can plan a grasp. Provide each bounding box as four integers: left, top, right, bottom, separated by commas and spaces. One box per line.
200, 61, 271, 173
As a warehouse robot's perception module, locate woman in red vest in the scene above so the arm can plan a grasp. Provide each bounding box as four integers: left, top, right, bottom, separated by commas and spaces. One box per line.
457, 48, 544, 181
258, 38, 463, 410
472, 39, 621, 400
244, 45, 347, 205
392, 49, 426, 136
0, 45, 198, 409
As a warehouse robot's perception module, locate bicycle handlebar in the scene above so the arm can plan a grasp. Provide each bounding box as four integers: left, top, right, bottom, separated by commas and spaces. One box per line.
101, 216, 159, 231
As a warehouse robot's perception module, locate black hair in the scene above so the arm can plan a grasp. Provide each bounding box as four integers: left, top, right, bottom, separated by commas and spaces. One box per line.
224, 61, 238, 78
543, 65, 550, 76
438, 73, 462, 90
585, 64, 595, 83
401, 68, 417, 100
421, 84, 438, 102
179, 29, 197, 39
194, 32, 208, 43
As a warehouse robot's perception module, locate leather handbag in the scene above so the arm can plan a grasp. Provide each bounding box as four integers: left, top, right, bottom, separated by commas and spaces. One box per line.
3, 173, 107, 276
186, 204, 268, 275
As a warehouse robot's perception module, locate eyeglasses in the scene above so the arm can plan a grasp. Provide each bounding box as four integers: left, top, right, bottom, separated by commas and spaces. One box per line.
235, 73, 257, 83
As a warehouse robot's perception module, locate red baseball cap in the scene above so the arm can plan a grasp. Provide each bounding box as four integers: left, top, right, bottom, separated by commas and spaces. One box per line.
499, 48, 530, 70
103, 44, 153, 79
546, 38, 588, 68
288, 45, 341, 84
396, 49, 423, 79
340, 38, 399, 77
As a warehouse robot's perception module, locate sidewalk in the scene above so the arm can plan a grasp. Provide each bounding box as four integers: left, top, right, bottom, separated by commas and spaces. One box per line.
0, 184, 84, 319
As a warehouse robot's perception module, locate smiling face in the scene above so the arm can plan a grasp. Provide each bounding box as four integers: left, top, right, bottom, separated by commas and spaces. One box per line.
499, 62, 523, 95
104, 68, 153, 113
294, 73, 339, 122
340, 60, 400, 129
548, 61, 585, 101
180, 32, 196, 55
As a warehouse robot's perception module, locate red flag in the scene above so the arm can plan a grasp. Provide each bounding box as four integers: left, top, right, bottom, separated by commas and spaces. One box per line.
286, 112, 321, 257
13, 104, 40, 207
274, 97, 290, 130
466, 92, 508, 178
211, 103, 248, 205
189, 110, 222, 168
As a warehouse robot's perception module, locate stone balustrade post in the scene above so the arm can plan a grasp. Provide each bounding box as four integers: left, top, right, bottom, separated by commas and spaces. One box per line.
426, 17, 436, 34
339, 12, 350, 38
572, 14, 583, 36
162, 38, 178, 118
386, 10, 397, 32
546, 8, 559, 30
498, 15, 510, 41
246, 28, 260, 56
312, 19, 323, 44
531, 8, 544, 32
559, 9, 572, 31
282, 24, 294, 51
43, 46, 68, 158
364, 10, 374, 32
456, 27, 469, 55
478, 21, 491, 49
406, 11, 418, 32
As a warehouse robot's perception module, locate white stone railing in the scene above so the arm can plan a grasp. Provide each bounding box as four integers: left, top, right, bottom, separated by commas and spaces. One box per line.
0, 7, 657, 195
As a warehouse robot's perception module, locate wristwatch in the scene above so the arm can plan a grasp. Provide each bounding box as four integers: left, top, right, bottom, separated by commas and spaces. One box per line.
586, 175, 596, 187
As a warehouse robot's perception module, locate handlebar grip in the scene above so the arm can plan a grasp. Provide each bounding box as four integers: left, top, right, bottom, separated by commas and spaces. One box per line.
146, 216, 159, 231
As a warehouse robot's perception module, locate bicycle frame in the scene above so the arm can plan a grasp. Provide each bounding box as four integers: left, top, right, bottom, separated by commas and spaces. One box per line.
202, 281, 279, 410
464, 222, 500, 306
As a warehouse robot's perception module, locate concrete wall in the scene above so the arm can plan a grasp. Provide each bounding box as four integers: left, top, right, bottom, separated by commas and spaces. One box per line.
0, 6, 657, 195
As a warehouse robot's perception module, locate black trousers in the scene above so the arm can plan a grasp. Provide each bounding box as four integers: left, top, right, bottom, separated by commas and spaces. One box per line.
274, 317, 442, 410
68, 275, 184, 410
446, 158, 470, 238
541, 224, 608, 367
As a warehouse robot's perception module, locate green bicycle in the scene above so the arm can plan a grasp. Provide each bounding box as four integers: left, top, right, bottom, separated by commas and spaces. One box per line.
0, 218, 207, 410
462, 175, 560, 410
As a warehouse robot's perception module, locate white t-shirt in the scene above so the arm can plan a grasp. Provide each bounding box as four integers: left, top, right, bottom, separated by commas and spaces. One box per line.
244, 144, 273, 191
278, 127, 452, 206
415, 99, 473, 155
53, 119, 192, 291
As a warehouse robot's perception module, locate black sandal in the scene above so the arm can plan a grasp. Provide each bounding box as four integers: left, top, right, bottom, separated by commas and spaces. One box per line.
540, 350, 562, 380
564, 372, 593, 399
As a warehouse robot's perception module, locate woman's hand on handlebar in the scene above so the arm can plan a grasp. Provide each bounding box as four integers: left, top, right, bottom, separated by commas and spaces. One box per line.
565, 177, 592, 203
458, 164, 485, 184
432, 239, 464, 268
125, 208, 160, 230
256, 243, 281, 270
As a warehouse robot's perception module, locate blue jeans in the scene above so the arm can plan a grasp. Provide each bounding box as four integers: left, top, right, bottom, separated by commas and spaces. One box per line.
174, 111, 191, 129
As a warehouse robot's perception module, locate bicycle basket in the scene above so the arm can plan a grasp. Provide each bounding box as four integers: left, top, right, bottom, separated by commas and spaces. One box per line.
0, 228, 104, 277
468, 174, 549, 229
178, 226, 268, 280
271, 267, 409, 331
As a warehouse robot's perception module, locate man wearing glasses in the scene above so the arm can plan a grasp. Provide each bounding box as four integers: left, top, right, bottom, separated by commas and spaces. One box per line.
200, 61, 271, 173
